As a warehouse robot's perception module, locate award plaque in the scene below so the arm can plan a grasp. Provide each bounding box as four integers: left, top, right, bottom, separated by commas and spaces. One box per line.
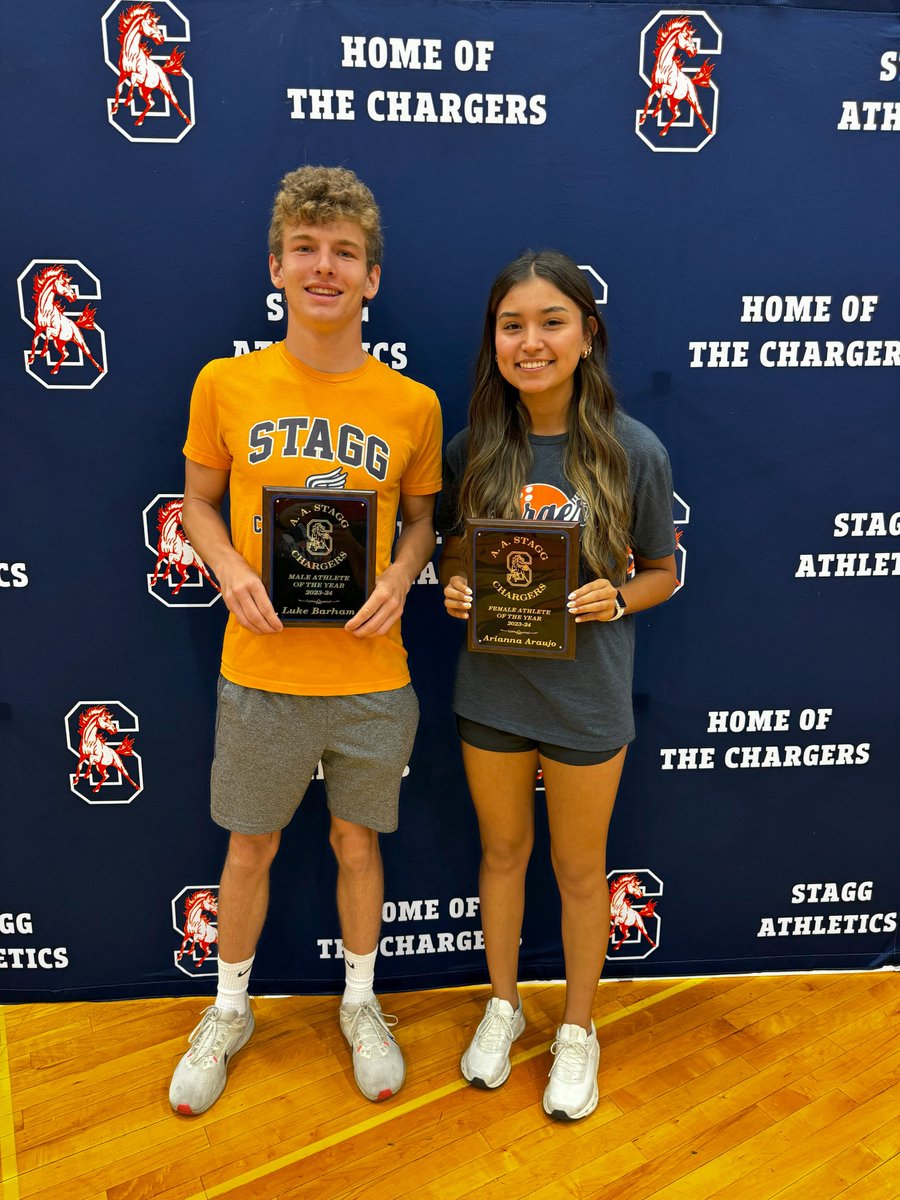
466, 518, 580, 659
262, 488, 377, 626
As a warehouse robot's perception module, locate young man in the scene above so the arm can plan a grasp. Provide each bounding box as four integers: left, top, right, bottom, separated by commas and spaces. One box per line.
169, 166, 442, 1115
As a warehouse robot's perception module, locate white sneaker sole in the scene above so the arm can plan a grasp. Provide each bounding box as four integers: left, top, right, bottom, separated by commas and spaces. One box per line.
461, 1052, 512, 1090
542, 1080, 599, 1122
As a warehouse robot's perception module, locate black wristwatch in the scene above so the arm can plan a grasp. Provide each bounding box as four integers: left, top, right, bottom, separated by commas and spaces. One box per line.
609, 590, 627, 621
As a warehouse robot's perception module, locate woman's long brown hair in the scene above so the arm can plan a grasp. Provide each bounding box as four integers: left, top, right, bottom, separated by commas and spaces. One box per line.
458, 250, 631, 583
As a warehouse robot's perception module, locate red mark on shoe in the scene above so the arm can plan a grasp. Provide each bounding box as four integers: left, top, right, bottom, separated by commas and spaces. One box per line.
177, 1103, 194, 1115
377, 1088, 392, 1101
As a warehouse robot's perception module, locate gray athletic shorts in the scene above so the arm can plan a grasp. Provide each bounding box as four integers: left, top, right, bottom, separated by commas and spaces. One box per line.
210, 676, 419, 835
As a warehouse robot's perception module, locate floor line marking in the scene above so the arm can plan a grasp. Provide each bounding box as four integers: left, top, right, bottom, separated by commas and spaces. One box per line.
0, 1007, 21, 1200
192, 978, 702, 1200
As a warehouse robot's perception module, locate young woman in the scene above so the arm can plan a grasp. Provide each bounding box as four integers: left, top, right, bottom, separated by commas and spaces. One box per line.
437, 250, 678, 1121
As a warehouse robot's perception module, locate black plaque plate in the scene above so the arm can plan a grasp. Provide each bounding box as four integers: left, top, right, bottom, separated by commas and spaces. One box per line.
262, 488, 377, 626
466, 518, 580, 659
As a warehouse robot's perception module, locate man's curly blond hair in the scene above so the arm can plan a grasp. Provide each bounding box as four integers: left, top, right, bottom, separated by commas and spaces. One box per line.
268, 165, 383, 269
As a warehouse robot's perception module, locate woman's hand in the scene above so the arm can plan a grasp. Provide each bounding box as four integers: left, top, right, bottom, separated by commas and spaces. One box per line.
444, 574, 472, 619
567, 578, 619, 623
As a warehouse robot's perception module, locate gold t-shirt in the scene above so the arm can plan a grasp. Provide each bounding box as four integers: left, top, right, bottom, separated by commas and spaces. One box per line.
184, 343, 442, 695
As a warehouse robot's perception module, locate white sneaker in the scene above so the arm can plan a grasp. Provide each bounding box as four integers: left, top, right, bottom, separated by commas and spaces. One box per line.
542, 1022, 600, 1121
461, 997, 525, 1089
168, 1005, 255, 1116
339, 998, 405, 1101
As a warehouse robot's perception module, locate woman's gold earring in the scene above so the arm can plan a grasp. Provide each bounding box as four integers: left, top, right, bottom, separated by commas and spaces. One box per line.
581, 345, 591, 360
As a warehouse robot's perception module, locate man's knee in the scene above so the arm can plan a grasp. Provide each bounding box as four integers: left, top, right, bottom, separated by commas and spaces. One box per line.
225, 829, 281, 875
329, 819, 379, 875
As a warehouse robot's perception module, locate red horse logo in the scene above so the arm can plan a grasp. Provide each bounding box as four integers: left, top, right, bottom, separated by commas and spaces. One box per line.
609, 872, 658, 950
109, 3, 190, 127
639, 16, 715, 137
176, 889, 219, 967
27, 266, 103, 376
151, 499, 219, 595
72, 705, 139, 792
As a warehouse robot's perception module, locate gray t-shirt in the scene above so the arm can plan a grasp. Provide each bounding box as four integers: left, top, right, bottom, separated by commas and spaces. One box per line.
436, 412, 675, 751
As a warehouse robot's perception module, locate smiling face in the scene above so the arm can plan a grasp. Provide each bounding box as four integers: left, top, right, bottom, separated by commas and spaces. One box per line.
269, 220, 380, 337
493, 276, 596, 414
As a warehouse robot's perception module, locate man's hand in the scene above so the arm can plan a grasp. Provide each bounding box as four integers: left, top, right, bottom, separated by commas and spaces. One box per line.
344, 562, 412, 638
217, 556, 283, 634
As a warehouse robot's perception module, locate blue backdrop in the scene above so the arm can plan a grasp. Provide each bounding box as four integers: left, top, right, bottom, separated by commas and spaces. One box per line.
1, 0, 898, 1001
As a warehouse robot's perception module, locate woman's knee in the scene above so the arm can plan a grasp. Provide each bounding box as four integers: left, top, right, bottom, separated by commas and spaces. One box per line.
481, 833, 533, 876
550, 848, 606, 900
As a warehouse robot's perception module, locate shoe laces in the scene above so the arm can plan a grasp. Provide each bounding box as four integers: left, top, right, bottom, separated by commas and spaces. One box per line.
347, 1003, 398, 1059
475, 1004, 518, 1053
549, 1029, 590, 1083
188, 1006, 240, 1067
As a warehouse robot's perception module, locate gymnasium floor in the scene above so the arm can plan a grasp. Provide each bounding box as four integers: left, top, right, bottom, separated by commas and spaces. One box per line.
1, 971, 897, 1200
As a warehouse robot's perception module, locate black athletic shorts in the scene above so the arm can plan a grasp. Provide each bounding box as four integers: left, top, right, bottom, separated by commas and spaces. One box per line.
456, 715, 623, 767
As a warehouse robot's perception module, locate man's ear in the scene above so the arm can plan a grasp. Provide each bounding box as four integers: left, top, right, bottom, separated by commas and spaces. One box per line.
364, 264, 381, 302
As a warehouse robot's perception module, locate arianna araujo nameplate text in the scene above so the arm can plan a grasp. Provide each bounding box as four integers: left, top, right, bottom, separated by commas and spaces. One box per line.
466, 518, 579, 659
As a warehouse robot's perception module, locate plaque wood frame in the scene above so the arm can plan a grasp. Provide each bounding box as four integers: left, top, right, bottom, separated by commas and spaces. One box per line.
262, 487, 377, 627
466, 518, 580, 659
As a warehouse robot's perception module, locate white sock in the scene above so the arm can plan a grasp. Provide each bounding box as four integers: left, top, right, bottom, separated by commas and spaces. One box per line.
215, 954, 254, 1015
342, 946, 377, 1007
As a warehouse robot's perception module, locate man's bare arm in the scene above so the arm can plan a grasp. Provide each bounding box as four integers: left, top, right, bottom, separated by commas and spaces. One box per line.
182, 459, 282, 635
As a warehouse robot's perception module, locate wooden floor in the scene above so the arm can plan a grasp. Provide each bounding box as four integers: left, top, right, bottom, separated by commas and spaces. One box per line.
1, 972, 898, 1200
